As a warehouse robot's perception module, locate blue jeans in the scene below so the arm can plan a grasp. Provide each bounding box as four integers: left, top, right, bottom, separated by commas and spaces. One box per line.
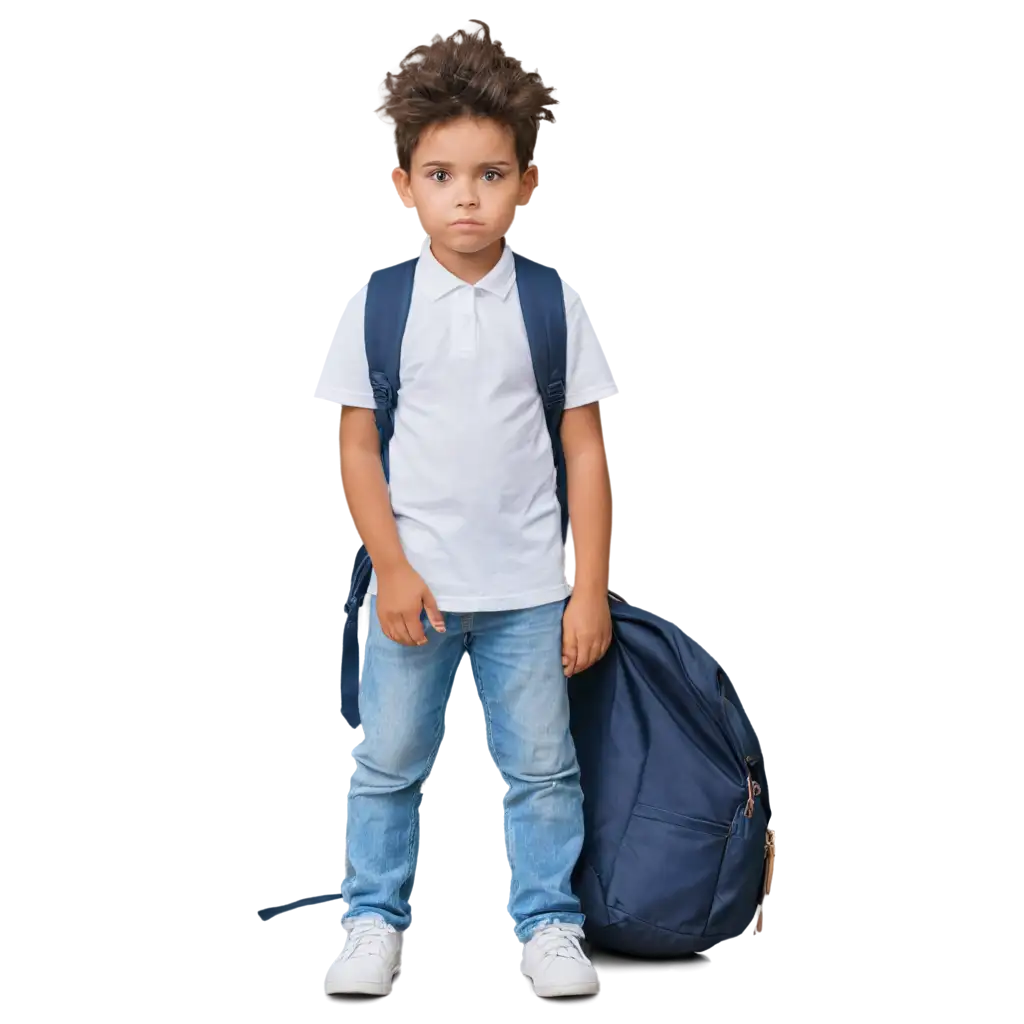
341, 594, 585, 942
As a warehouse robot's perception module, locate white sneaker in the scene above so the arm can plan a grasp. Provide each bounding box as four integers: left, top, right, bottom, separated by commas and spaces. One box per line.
324, 914, 402, 996
520, 920, 599, 997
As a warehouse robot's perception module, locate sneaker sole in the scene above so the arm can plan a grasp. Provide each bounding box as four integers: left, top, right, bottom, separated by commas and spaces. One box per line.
533, 983, 600, 997
325, 966, 399, 996
521, 968, 599, 998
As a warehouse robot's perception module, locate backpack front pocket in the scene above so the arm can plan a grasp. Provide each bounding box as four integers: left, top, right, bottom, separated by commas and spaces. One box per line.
607, 802, 731, 934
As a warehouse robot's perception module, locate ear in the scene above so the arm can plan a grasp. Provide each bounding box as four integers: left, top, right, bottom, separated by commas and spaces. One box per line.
517, 163, 539, 207
392, 167, 416, 209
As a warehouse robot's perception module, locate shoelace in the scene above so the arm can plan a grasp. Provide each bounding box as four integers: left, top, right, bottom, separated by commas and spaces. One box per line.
335, 921, 391, 958
533, 922, 591, 962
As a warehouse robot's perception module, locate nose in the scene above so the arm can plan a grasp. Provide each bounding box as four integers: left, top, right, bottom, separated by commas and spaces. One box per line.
455, 185, 479, 210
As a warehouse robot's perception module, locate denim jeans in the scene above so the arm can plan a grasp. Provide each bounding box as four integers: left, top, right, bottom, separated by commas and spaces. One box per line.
341, 594, 585, 942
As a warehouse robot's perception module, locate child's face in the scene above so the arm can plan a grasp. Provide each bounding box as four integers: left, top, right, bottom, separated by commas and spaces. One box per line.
393, 114, 538, 252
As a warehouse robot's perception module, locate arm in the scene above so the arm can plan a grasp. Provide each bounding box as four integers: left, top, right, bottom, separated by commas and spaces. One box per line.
339, 406, 444, 644
315, 292, 415, 581
559, 400, 613, 676
563, 401, 612, 594
558, 286, 617, 616
316, 290, 442, 643
339, 406, 405, 573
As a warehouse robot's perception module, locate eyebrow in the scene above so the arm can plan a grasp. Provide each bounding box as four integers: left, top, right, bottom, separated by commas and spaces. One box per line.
419, 160, 514, 169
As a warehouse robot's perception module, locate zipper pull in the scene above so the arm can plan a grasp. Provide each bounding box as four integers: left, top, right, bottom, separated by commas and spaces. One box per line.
744, 772, 761, 817
753, 903, 763, 934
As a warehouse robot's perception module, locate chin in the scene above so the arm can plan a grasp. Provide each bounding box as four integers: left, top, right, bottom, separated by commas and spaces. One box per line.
442, 232, 496, 252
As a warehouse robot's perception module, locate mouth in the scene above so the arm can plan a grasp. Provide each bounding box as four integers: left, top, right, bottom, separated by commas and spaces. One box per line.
451, 219, 484, 227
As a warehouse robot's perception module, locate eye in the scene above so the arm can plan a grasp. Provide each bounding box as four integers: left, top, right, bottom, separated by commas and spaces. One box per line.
429, 169, 505, 182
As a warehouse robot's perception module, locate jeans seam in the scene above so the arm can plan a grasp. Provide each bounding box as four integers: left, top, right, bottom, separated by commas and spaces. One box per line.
396, 649, 462, 907
468, 647, 518, 907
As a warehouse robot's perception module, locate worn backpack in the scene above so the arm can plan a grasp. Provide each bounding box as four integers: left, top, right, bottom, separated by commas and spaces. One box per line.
257, 251, 775, 954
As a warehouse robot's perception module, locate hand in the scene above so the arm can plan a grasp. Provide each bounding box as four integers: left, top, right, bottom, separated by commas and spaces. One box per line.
375, 562, 446, 645
561, 589, 613, 676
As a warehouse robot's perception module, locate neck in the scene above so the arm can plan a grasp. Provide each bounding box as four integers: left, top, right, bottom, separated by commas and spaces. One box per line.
429, 235, 505, 285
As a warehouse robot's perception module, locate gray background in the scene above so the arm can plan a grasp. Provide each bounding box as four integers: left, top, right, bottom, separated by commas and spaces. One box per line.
2, 6, 1024, 1015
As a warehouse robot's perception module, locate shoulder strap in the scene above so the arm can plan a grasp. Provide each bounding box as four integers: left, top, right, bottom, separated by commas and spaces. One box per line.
513, 251, 570, 544
363, 249, 568, 535
365, 256, 417, 481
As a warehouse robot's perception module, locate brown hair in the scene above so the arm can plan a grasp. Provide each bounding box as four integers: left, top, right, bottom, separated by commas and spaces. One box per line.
375, 19, 558, 176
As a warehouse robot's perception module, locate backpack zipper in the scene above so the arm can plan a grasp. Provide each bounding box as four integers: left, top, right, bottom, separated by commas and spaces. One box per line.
744, 773, 762, 817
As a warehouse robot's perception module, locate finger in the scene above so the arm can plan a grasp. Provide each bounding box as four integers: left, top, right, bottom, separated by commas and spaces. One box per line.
405, 609, 428, 646
388, 613, 416, 647
378, 610, 398, 643
563, 637, 578, 677
422, 589, 446, 633
574, 639, 598, 675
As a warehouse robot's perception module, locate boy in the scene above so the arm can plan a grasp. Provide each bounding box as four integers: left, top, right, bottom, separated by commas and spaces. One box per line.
313, 20, 617, 998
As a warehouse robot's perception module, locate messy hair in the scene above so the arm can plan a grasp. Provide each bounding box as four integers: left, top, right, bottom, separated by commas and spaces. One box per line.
375, 19, 558, 176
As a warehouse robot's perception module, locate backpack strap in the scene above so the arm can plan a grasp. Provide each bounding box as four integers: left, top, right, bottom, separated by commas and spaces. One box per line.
335, 256, 415, 737
366, 258, 417, 480
513, 252, 570, 544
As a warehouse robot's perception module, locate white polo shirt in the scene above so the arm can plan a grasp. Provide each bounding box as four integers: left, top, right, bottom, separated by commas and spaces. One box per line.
314, 234, 618, 611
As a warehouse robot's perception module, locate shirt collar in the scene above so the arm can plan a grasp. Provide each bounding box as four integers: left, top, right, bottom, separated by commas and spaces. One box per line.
416, 234, 516, 302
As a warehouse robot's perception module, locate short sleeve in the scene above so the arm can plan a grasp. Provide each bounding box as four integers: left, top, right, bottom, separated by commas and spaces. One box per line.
313, 284, 376, 407
561, 281, 618, 410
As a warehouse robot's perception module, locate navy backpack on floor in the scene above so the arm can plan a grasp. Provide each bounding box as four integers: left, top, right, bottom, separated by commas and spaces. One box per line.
257, 249, 776, 954
568, 596, 775, 955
